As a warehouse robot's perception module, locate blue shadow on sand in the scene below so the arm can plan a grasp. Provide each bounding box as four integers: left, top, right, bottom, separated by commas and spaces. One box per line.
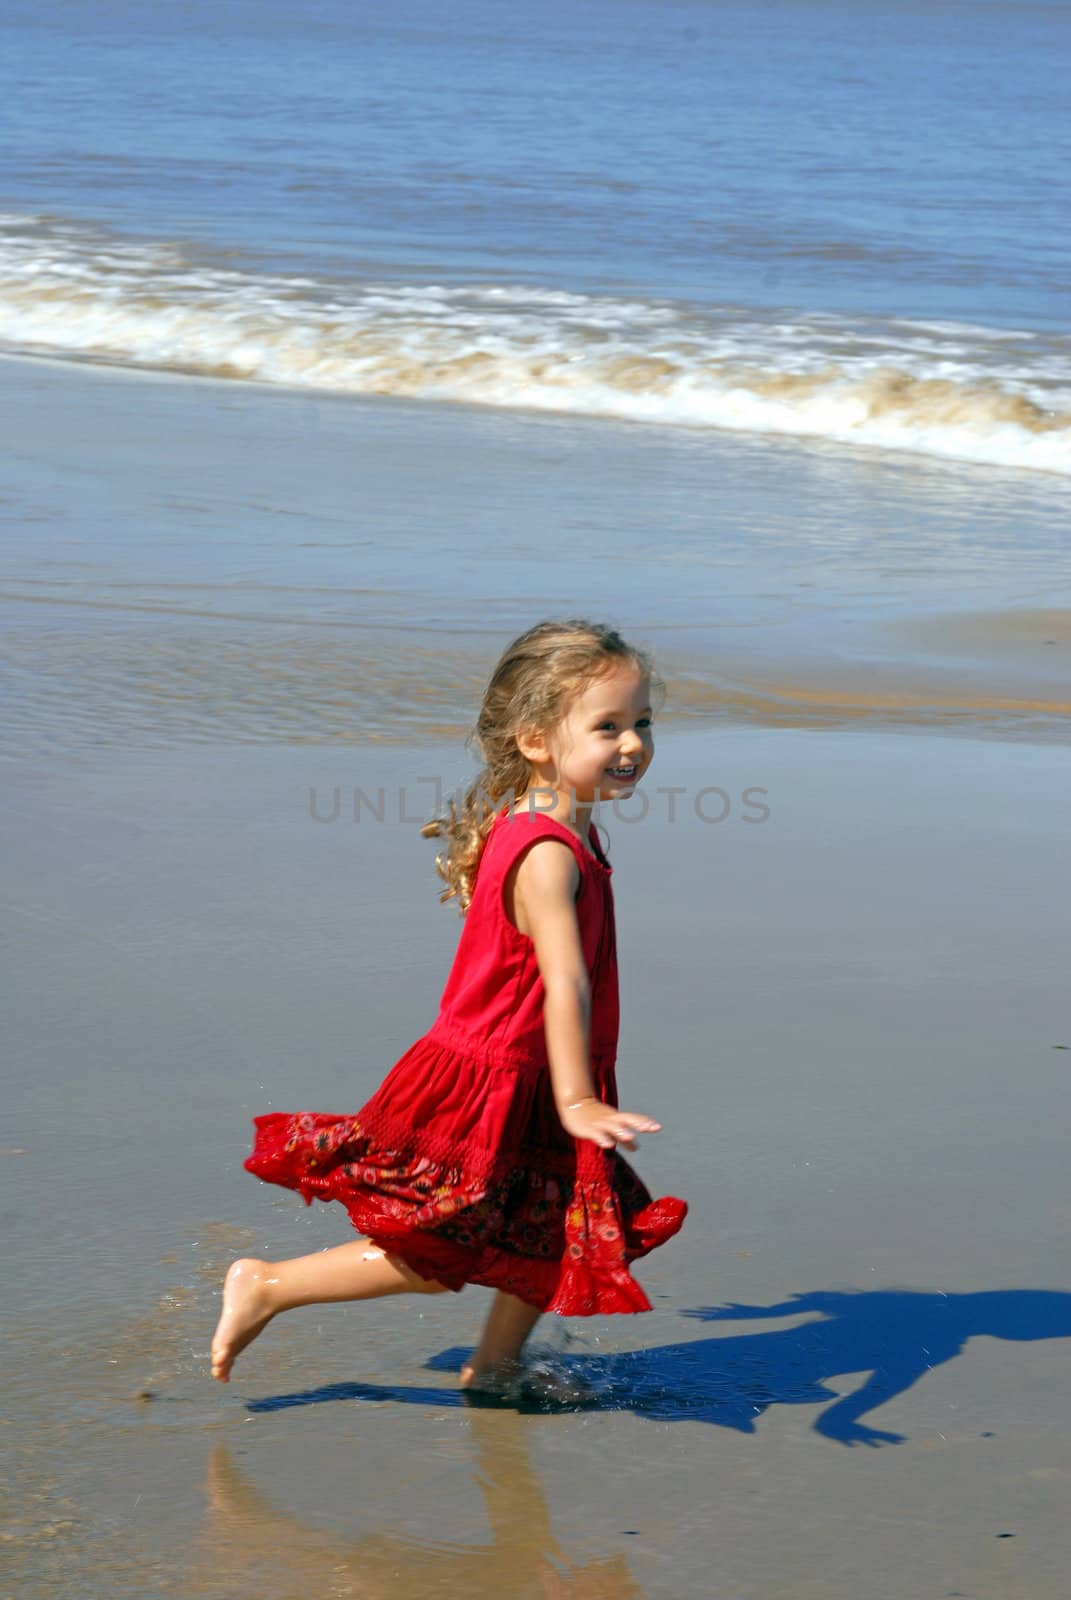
246, 1288, 1071, 1445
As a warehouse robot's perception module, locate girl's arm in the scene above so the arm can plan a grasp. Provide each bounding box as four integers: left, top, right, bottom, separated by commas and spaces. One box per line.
510, 840, 661, 1153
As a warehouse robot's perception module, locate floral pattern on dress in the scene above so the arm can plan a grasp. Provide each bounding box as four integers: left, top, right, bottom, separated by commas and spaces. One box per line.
247, 1106, 685, 1316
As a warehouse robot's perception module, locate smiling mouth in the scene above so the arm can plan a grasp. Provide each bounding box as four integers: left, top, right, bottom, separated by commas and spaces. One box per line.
605, 764, 639, 779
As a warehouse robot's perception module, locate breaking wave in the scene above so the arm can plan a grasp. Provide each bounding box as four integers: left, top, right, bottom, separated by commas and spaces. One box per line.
3, 213, 1069, 474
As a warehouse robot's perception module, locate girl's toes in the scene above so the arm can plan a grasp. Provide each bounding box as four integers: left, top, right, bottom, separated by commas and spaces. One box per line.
211, 1258, 272, 1382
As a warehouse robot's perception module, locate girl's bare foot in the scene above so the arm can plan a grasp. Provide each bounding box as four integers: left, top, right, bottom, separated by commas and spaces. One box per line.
460, 1358, 594, 1405
460, 1357, 522, 1394
211, 1258, 276, 1382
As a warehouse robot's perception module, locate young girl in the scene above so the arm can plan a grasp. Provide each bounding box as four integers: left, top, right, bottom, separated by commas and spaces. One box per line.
211, 618, 687, 1394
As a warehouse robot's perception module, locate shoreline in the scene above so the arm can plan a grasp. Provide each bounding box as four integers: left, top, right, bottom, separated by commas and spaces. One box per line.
2, 352, 1068, 756
3, 335, 1071, 483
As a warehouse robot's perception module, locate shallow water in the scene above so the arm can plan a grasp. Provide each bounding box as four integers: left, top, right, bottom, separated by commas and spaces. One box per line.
2, 357, 1069, 763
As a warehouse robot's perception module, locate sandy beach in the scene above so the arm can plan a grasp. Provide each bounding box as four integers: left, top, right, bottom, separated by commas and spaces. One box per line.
3, 292, 1070, 1600
6, 709, 1071, 1598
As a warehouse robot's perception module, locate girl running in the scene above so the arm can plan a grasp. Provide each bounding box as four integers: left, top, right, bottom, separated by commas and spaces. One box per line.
211, 618, 687, 1394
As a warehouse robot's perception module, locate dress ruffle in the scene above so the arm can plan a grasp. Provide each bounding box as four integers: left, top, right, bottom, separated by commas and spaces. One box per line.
245, 1035, 687, 1316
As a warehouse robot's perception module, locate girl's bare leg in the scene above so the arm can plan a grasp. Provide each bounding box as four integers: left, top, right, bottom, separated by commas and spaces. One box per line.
460, 1291, 543, 1389
211, 1241, 449, 1382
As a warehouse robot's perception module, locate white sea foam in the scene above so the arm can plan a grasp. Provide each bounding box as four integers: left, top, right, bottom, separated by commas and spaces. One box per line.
2, 215, 1069, 475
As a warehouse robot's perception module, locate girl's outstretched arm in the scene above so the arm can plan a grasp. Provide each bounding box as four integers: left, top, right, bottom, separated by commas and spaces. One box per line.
511, 839, 661, 1153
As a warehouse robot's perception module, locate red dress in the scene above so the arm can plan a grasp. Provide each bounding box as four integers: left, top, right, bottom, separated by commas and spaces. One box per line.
245, 806, 687, 1315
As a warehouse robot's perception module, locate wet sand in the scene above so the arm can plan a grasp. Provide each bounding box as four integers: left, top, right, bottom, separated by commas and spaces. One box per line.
890, 606, 1071, 653
6, 727, 1071, 1599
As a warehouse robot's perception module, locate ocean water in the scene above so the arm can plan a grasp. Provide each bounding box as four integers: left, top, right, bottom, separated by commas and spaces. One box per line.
2, 0, 1069, 473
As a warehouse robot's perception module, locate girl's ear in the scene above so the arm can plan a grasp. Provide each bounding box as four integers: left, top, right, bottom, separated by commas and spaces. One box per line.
515, 722, 551, 764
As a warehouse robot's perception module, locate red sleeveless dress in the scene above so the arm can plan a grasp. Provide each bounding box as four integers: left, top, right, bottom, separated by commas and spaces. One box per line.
245, 806, 687, 1315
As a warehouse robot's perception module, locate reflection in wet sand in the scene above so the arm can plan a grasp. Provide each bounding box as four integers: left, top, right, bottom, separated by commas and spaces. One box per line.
190, 1410, 644, 1600
883, 606, 1071, 659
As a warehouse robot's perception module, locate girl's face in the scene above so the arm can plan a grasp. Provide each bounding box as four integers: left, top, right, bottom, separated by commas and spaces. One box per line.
542, 662, 654, 805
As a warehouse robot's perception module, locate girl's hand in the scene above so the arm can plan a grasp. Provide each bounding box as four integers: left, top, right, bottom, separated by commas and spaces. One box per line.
559, 1098, 661, 1152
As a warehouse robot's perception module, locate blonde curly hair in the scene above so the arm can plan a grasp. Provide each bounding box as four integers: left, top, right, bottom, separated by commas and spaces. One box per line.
421, 618, 659, 912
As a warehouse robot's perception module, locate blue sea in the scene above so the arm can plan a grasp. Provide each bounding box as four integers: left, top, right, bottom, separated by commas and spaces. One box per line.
2, 0, 1069, 473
